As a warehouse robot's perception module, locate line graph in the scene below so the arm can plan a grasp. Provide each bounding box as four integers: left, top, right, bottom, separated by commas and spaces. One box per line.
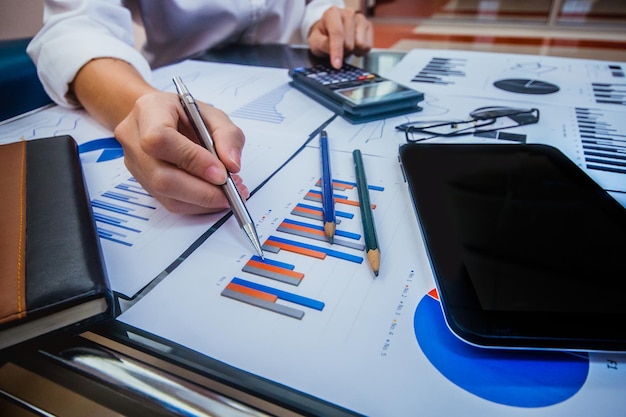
230, 84, 290, 123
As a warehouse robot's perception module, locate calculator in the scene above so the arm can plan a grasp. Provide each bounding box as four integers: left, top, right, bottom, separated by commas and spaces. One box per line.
289, 63, 424, 124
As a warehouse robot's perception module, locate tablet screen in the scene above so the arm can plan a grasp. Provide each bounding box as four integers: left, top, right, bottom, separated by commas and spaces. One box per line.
399, 143, 626, 351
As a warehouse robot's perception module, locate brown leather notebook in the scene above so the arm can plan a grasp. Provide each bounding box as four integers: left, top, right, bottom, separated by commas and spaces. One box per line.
0, 136, 112, 350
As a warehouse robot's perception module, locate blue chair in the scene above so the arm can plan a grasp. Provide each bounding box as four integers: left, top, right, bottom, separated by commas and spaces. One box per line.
0, 38, 53, 121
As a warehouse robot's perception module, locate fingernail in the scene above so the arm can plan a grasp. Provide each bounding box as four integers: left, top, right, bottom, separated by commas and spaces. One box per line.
239, 185, 250, 200
230, 149, 241, 170
333, 57, 342, 68
207, 165, 227, 184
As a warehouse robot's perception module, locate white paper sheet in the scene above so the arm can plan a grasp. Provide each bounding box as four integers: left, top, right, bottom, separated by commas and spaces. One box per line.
322, 97, 626, 209
387, 49, 625, 109
119, 143, 626, 416
385, 49, 626, 198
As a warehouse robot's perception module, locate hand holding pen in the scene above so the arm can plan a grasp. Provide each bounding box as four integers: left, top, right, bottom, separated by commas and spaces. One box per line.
113, 87, 249, 215
173, 77, 264, 258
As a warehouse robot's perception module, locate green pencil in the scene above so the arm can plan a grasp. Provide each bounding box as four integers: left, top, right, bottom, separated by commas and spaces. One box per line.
353, 149, 380, 277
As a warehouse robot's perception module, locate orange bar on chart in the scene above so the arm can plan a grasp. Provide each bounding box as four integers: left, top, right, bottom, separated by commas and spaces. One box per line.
335, 197, 362, 207
292, 205, 322, 217
226, 282, 278, 303
246, 259, 305, 280
264, 239, 327, 259
279, 221, 326, 238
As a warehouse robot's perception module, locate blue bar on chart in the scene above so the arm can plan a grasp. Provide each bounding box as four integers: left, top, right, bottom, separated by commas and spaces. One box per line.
115, 180, 151, 196
91, 177, 159, 246
102, 191, 157, 209
96, 228, 133, 247
91, 199, 150, 221
93, 212, 141, 233
220, 277, 326, 319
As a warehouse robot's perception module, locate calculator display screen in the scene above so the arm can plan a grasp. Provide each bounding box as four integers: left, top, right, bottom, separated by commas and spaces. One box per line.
335, 81, 410, 105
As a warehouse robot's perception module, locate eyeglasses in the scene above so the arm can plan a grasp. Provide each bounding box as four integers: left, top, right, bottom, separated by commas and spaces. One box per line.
396, 106, 540, 143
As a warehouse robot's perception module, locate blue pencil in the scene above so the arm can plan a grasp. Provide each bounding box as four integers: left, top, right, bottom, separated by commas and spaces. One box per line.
319, 131, 336, 243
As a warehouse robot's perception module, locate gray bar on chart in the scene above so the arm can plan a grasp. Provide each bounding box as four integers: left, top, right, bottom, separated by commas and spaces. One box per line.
303, 194, 322, 203
332, 237, 365, 251
315, 180, 348, 191
261, 244, 281, 253
291, 210, 323, 221
221, 288, 305, 320
242, 264, 302, 286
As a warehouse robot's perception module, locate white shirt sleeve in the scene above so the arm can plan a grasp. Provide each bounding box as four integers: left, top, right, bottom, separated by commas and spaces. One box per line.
27, 0, 346, 109
27, 0, 151, 108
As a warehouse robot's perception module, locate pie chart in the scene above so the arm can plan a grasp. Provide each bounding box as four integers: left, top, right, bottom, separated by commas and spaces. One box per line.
493, 78, 560, 94
413, 289, 588, 407
78, 137, 124, 162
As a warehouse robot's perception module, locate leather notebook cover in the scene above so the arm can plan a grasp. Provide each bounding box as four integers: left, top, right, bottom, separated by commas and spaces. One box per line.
0, 136, 113, 350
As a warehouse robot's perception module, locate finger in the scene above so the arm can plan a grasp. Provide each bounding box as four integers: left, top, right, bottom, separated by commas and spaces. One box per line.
147, 163, 231, 214
323, 7, 347, 68
340, 8, 356, 56
196, 101, 246, 174
139, 119, 230, 186
143, 102, 249, 212
114, 122, 226, 213
353, 13, 374, 56
133, 94, 245, 186
140, 159, 250, 215
122, 135, 251, 214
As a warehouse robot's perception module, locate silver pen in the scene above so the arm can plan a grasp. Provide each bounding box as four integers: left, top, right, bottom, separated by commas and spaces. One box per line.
173, 76, 264, 259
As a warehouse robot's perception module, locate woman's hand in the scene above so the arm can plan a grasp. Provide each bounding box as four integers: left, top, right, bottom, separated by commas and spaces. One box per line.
307, 6, 374, 69
113, 91, 248, 214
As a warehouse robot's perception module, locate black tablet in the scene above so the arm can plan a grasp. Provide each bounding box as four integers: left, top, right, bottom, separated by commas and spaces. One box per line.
399, 143, 626, 352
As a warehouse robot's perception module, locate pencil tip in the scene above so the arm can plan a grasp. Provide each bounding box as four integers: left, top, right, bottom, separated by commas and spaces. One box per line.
324, 222, 336, 244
